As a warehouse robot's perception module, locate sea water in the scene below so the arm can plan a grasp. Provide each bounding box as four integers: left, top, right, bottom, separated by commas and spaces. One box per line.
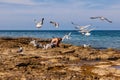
0, 30, 120, 49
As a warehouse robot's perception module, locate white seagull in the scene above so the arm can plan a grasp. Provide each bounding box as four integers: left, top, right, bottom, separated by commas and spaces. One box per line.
62, 32, 72, 41
90, 16, 112, 23
30, 40, 43, 48
50, 21, 59, 28
34, 18, 44, 28
80, 28, 95, 36
17, 46, 23, 53
71, 22, 91, 31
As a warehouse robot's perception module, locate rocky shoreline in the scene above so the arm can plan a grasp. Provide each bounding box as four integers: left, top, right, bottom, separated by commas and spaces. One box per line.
0, 37, 120, 80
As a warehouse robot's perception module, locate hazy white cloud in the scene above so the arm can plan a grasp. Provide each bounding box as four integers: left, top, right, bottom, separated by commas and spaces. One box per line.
0, 0, 51, 6
109, 4, 120, 9
0, 0, 35, 5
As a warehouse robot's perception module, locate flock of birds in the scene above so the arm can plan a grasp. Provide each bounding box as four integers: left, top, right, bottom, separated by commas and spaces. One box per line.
17, 16, 112, 53
33, 16, 112, 47
34, 18, 59, 29
34, 16, 112, 36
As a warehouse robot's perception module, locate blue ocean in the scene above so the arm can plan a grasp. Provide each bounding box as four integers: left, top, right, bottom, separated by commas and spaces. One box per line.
0, 30, 120, 49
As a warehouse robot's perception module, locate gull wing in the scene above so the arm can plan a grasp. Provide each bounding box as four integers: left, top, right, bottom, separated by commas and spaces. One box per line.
77, 24, 91, 31
50, 21, 59, 28
71, 22, 81, 30
62, 35, 67, 41
88, 28, 95, 32
34, 19, 38, 24
90, 16, 100, 19
50, 21, 54, 24
50, 21, 55, 26
68, 32, 71, 36
74, 26, 80, 29
104, 18, 112, 23
82, 24, 91, 29
41, 18, 44, 24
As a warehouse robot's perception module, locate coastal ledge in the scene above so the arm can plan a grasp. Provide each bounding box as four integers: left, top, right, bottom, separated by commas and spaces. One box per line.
0, 37, 119, 60
0, 37, 120, 80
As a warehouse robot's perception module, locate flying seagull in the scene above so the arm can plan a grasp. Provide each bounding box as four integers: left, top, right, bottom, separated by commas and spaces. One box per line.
34, 18, 44, 28
62, 32, 72, 41
71, 22, 91, 31
90, 16, 112, 23
79, 28, 95, 36
50, 21, 59, 28
75, 24, 92, 30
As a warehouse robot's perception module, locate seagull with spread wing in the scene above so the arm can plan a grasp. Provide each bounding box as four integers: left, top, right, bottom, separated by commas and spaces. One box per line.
71, 22, 94, 36
62, 32, 72, 41
50, 21, 59, 28
71, 22, 91, 31
90, 16, 112, 23
80, 28, 95, 36
34, 18, 44, 28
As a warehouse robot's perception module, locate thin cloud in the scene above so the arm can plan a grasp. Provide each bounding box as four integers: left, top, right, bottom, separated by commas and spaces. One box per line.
0, 0, 48, 6
0, 0, 33, 5
109, 4, 120, 9
78, 0, 120, 9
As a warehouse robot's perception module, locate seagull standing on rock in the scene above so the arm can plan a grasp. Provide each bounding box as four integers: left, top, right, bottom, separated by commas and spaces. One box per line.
30, 40, 43, 48
17, 46, 23, 53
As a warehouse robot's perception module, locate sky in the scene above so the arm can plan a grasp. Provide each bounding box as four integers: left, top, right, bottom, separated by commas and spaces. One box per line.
0, 0, 120, 30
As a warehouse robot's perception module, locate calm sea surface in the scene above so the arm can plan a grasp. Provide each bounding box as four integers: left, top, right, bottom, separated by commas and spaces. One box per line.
0, 30, 120, 49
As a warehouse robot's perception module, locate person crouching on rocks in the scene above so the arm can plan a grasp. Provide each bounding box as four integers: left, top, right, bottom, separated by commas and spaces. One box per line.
43, 37, 62, 49
51, 37, 62, 48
